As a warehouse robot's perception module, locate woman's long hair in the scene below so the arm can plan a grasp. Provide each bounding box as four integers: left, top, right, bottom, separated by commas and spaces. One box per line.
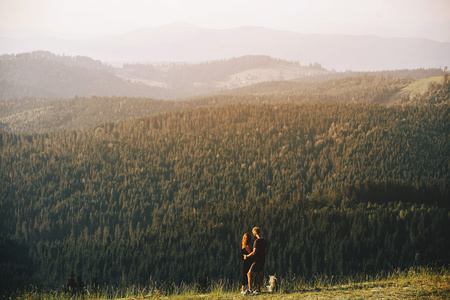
241, 232, 251, 249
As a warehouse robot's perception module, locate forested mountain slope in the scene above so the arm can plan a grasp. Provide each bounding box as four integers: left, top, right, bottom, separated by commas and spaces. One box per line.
218, 74, 413, 102
1, 103, 449, 293
3, 74, 448, 133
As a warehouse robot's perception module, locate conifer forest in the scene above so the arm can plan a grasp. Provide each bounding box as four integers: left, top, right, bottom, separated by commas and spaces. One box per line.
1, 72, 449, 296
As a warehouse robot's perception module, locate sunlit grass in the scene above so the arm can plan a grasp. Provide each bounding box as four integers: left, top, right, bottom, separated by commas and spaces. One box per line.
388, 75, 444, 104
403, 76, 443, 93
8, 267, 450, 299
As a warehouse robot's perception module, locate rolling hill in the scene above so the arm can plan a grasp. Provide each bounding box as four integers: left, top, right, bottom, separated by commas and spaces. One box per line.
0, 51, 169, 99
2, 70, 448, 133
1, 51, 445, 101
0, 52, 328, 99
116, 55, 328, 91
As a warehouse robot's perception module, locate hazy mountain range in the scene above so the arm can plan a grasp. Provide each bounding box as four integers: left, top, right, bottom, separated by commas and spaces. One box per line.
1, 51, 444, 100
0, 52, 331, 99
1, 23, 449, 71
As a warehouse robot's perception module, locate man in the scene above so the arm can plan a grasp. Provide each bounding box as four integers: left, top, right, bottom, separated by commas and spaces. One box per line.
243, 227, 267, 294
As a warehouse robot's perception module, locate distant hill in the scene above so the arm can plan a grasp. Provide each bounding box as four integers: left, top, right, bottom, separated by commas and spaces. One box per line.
220, 72, 450, 105
1, 24, 449, 71
0, 51, 444, 100
0, 74, 413, 132
0, 52, 328, 99
116, 55, 328, 92
0, 51, 168, 99
1, 73, 449, 133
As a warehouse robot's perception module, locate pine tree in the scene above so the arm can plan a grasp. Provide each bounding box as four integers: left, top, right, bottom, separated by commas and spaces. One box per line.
196, 272, 209, 293
90, 273, 100, 295
76, 273, 85, 295
66, 270, 77, 295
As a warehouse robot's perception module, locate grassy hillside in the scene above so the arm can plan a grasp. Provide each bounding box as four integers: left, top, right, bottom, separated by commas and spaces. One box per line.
169, 268, 449, 300
403, 76, 443, 93
140, 268, 450, 300
9, 267, 450, 299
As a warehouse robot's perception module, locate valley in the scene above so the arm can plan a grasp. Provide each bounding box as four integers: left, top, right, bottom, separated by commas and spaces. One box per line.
2, 2, 450, 298
0, 52, 449, 299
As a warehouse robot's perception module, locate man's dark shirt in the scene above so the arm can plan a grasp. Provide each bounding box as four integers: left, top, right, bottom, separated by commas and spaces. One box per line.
253, 237, 267, 263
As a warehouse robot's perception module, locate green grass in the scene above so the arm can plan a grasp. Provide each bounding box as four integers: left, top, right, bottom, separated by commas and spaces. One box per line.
402, 76, 443, 93
8, 267, 450, 300
387, 76, 444, 104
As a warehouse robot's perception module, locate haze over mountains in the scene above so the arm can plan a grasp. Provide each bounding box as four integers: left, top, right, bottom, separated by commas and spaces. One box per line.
0, 52, 330, 99
1, 23, 449, 71
1, 51, 444, 100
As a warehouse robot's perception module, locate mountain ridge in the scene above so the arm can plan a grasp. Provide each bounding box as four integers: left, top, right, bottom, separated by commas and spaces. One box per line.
1, 24, 449, 71
0, 52, 329, 99
1, 51, 445, 100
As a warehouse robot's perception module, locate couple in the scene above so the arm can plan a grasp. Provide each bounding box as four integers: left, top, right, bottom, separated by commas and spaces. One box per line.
241, 227, 267, 295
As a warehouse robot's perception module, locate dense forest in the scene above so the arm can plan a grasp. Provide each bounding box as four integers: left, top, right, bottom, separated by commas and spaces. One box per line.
1, 99, 449, 295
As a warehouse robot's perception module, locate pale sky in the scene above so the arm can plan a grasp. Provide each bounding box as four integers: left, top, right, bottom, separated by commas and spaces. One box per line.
0, 0, 449, 41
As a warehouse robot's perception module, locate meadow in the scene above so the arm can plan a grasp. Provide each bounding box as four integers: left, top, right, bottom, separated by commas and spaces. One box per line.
8, 267, 449, 299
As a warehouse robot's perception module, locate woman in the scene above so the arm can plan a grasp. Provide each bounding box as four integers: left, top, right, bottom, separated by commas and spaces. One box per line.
241, 232, 253, 294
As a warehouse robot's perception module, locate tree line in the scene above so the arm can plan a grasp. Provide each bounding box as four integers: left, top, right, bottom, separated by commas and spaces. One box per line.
3, 74, 445, 133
